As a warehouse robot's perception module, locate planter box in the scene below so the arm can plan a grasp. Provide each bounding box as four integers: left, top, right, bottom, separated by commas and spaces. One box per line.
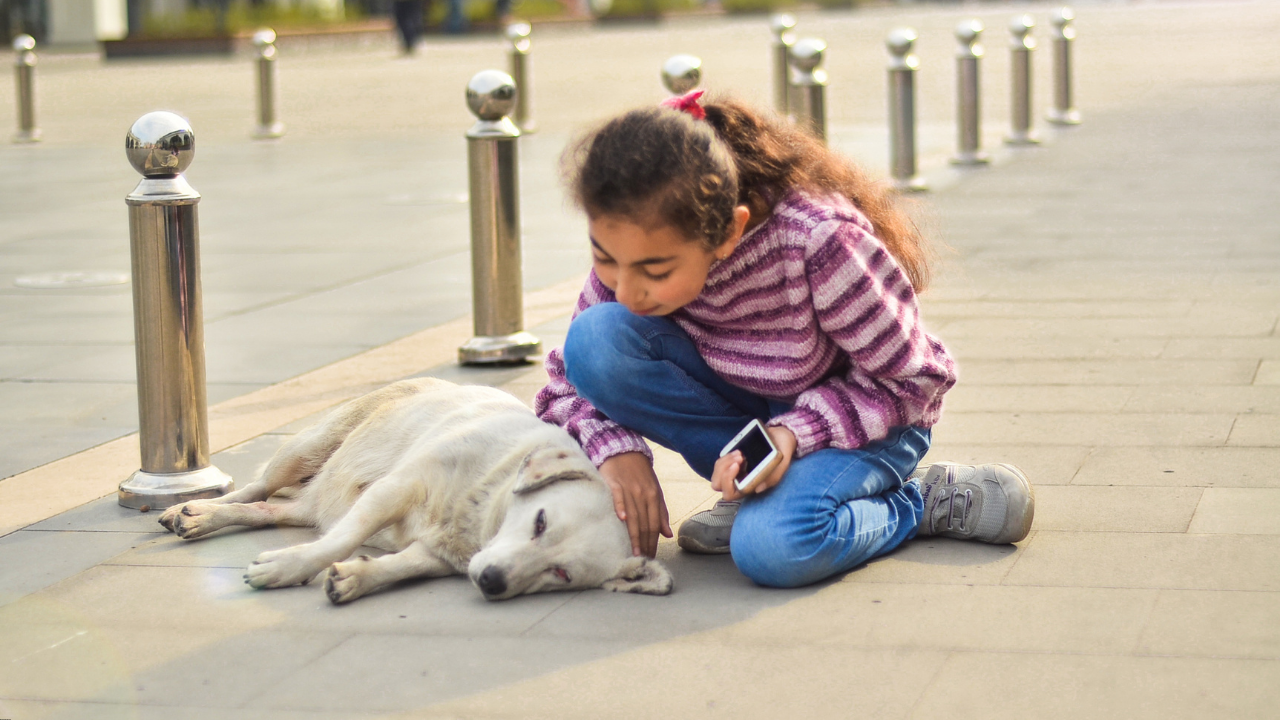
102, 35, 235, 59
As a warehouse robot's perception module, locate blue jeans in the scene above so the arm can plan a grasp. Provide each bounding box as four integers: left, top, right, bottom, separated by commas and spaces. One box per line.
563, 302, 929, 588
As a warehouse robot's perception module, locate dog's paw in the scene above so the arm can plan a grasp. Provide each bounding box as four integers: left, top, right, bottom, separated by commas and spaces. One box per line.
324, 556, 372, 605
160, 502, 216, 539
244, 547, 322, 589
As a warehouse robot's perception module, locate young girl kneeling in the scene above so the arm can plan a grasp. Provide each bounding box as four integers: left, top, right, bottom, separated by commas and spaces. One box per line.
535, 92, 1034, 589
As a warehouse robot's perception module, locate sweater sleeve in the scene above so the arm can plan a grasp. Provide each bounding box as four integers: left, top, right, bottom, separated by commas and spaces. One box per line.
767, 217, 957, 457
534, 272, 653, 467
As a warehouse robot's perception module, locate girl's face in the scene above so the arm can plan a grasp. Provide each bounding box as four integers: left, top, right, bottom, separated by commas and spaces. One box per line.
588, 210, 747, 317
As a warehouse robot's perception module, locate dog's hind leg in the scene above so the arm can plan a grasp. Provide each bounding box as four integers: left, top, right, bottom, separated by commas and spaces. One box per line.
169, 499, 311, 541
323, 540, 454, 605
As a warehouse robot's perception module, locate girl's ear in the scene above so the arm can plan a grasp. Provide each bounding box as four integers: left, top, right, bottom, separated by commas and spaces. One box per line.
716, 205, 752, 260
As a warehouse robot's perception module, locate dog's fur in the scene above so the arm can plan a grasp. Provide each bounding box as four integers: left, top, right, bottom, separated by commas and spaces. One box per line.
157, 378, 673, 603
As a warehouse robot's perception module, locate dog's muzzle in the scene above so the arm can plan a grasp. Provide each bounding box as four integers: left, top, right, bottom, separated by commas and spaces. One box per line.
475, 566, 507, 597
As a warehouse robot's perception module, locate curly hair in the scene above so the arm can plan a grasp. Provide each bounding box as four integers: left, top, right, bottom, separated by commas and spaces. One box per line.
564, 96, 930, 291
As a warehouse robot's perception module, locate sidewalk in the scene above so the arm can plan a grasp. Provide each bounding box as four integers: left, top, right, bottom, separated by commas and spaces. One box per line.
1, 1, 1278, 718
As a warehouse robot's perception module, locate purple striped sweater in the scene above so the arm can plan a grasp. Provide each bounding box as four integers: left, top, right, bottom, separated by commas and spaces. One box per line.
535, 190, 958, 467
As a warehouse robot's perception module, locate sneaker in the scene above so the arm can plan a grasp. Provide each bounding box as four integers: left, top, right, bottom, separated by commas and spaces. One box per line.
677, 500, 740, 554
913, 462, 1035, 544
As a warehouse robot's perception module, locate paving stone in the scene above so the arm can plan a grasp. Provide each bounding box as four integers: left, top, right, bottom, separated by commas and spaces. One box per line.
1003, 531, 1280, 591
955, 359, 1258, 386
1162, 337, 1280, 359
1123, 385, 1280, 414
1032, 485, 1202, 533
26, 495, 168, 534
938, 315, 1278, 339
1229, 414, 1280, 446
941, 335, 1168, 360
1136, 589, 1280, 660
1075, 446, 1280, 488
921, 443, 1092, 486
1257, 360, 1280, 384
940, 385, 1132, 413
912, 652, 1280, 720
0, 529, 156, 607
931, 411, 1235, 447
1188, 488, 1280, 535
844, 535, 1024, 587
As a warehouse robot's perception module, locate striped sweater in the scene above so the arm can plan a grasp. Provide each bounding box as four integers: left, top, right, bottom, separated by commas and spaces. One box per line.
535, 190, 957, 467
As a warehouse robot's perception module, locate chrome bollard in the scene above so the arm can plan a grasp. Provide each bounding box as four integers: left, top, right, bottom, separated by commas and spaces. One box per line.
252, 29, 285, 139
12, 34, 39, 143
887, 29, 926, 192
1047, 7, 1081, 125
506, 22, 536, 133
951, 20, 989, 165
1005, 15, 1041, 145
769, 14, 796, 117
458, 71, 541, 365
119, 112, 232, 509
788, 38, 827, 142
661, 54, 702, 95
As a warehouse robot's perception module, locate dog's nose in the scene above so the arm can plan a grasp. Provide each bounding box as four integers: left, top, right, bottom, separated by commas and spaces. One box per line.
475, 566, 507, 597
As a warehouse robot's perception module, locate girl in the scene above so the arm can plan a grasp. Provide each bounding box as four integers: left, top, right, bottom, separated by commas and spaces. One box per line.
534, 91, 1034, 588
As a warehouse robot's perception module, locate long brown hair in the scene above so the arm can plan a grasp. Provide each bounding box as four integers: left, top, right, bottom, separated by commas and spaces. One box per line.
565, 95, 930, 290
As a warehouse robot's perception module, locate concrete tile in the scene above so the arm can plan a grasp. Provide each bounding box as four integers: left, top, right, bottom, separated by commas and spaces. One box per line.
1124, 385, 1280, 414
719, 583, 1158, 656
1137, 589, 1280, 659
255, 634, 636, 713
1188, 488, 1280, 535
1033, 486, 1201, 533
1075, 446, 1280, 488
1003, 531, 1280, 591
1258, 360, 1280, 384
0, 529, 156, 607
1162, 337, 1280, 359
912, 652, 1280, 720
938, 315, 1277, 339
924, 299, 1195, 319
209, 434, 294, 489
940, 385, 1132, 413
0, 424, 135, 481
107, 527, 321, 569
956, 359, 1258, 386
26, 496, 169, 534
1229, 414, 1280, 446
922, 444, 1092, 486
845, 535, 1024, 587
0, 701, 380, 720
931, 411, 1235, 447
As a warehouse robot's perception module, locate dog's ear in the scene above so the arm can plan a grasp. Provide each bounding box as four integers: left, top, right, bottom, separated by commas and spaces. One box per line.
601, 557, 674, 595
512, 447, 594, 495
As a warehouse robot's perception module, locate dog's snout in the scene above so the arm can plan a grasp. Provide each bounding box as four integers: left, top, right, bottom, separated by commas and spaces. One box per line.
475, 566, 507, 597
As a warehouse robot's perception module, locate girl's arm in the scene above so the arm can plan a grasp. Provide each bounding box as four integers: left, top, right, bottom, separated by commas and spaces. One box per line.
768, 217, 957, 457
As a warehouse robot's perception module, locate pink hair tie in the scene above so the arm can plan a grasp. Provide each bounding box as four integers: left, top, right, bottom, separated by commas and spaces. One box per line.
660, 89, 706, 120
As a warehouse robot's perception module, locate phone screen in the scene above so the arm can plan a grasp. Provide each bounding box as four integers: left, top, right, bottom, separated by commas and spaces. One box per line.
732, 424, 775, 480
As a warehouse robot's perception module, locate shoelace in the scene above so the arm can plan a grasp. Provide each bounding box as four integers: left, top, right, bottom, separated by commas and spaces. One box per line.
933, 486, 973, 533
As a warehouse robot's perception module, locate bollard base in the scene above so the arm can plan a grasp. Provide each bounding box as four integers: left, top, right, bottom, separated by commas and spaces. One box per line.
459, 331, 542, 365
1004, 131, 1042, 146
253, 122, 286, 140
1046, 108, 1082, 126
12, 129, 41, 144
950, 151, 990, 166
891, 175, 928, 193
118, 465, 233, 510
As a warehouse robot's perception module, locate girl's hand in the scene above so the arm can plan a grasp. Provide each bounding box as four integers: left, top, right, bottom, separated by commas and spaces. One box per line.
599, 452, 673, 558
710, 425, 797, 502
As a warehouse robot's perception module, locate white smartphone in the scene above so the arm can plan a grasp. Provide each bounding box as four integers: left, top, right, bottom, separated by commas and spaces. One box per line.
720, 419, 782, 494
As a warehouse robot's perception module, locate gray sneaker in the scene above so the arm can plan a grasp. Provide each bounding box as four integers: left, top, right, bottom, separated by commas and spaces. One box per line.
913, 462, 1035, 544
677, 501, 740, 554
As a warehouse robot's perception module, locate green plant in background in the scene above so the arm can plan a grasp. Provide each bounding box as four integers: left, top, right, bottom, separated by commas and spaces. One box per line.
140, 1, 365, 38
720, 0, 794, 14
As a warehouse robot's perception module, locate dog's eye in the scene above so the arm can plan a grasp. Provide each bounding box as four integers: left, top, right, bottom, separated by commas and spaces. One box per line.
533, 509, 546, 538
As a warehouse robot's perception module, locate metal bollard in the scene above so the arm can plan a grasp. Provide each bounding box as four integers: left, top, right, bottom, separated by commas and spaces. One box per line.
506, 22, 536, 133
252, 29, 285, 139
119, 112, 232, 509
769, 14, 796, 117
887, 29, 926, 192
1047, 7, 1081, 125
788, 38, 827, 142
951, 20, 989, 165
12, 34, 39, 143
458, 71, 541, 365
1005, 15, 1041, 145
661, 55, 702, 95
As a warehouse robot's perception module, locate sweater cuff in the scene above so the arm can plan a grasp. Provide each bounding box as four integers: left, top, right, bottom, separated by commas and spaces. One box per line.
582, 424, 653, 468
768, 407, 831, 458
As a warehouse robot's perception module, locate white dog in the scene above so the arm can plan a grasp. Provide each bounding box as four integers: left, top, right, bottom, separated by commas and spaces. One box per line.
157, 378, 673, 603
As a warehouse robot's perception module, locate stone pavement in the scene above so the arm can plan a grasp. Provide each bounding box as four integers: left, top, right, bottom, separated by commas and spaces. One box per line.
2, 1, 1279, 718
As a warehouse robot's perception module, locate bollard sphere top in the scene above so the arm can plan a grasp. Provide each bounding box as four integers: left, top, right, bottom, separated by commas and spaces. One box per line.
770, 13, 796, 38
789, 38, 826, 71
466, 70, 517, 121
1052, 7, 1075, 28
505, 22, 531, 43
126, 112, 195, 177
253, 28, 277, 47
886, 28, 918, 56
662, 54, 702, 95
13, 34, 36, 52
1010, 14, 1035, 36
955, 19, 983, 44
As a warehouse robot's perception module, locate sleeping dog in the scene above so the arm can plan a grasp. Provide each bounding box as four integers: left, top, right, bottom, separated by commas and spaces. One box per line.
158, 378, 673, 603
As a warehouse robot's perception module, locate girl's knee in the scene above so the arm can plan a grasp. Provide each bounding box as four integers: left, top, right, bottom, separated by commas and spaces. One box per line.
564, 303, 651, 391
729, 507, 822, 589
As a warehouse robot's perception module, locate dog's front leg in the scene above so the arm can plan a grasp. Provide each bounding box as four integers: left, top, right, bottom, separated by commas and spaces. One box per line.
324, 540, 453, 605
245, 473, 420, 590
